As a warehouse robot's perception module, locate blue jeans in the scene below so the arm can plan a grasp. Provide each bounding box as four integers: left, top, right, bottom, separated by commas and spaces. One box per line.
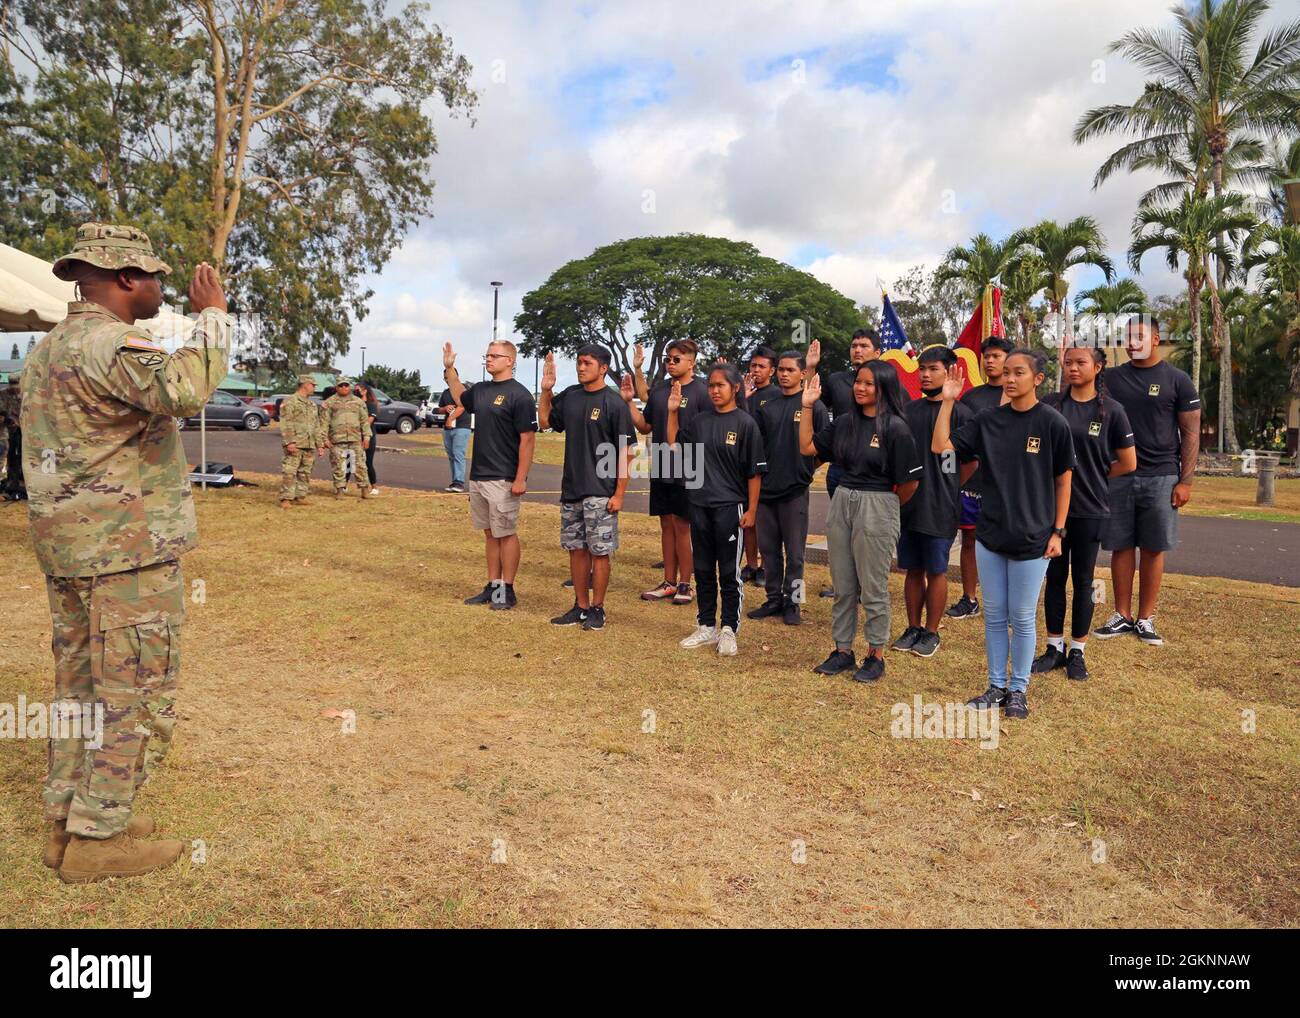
975, 541, 1050, 693
443, 427, 471, 484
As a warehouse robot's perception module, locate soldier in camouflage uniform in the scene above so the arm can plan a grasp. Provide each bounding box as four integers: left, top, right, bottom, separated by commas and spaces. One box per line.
0, 371, 20, 494
320, 377, 372, 497
22, 222, 231, 882
278, 374, 323, 508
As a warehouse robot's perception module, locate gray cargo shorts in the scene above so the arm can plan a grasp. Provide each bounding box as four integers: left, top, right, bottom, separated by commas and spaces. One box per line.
560, 497, 619, 556
1103, 473, 1179, 552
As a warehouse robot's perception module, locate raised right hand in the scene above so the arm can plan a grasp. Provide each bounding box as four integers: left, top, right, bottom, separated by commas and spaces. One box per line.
619, 373, 635, 403
942, 365, 965, 401
541, 352, 556, 391
805, 339, 821, 372
667, 380, 682, 412
442, 342, 456, 369
188, 262, 227, 314
802, 373, 821, 408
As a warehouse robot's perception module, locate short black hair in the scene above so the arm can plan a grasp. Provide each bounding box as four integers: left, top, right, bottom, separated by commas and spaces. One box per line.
852, 328, 881, 349
982, 336, 1014, 355
748, 345, 778, 367
917, 345, 957, 367
1005, 347, 1047, 374
575, 343, 612, 368
707, 361, 744, 389
777, 349, 806, 369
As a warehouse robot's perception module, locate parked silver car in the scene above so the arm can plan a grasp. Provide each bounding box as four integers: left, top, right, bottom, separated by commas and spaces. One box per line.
178, 390, 271, 430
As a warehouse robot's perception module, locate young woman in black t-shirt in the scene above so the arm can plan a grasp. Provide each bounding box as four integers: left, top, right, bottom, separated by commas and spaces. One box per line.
800, 360, 920, 684
1033, 346, 1136, 680
667, 363, 764, 658
932, 349, 1074, 719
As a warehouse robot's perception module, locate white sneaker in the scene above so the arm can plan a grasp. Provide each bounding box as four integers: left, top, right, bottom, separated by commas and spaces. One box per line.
369, 488, 380, 496
680, 625, 719, 649
717, 627, 738, 656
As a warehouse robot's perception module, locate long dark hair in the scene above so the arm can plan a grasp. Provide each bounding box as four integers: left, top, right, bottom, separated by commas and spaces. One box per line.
834, 360, 908, 463
706, 361, 743, 407
1046, 345, 1108, 426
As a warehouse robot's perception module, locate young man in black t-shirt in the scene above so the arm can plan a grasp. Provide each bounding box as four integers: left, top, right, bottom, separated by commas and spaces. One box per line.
740, 345, 781, 588
1095, 318, 1201, 646
539, 344, 638, 632
749, 350, 828, 625
442, 341, 538, 610
669, 363, 765, 657
947, 335, 1013, 620
894, 346, 975, 658
621, 339, 705, 606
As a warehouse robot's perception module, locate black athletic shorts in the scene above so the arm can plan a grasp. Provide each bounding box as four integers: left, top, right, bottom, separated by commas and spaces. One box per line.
649, 479, 689, 518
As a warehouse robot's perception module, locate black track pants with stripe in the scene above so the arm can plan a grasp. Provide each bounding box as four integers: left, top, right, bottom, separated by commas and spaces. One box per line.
689, 502, 745, 632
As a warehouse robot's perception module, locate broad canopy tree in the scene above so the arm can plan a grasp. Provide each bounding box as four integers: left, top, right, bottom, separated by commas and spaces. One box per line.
0, 0, 475, 371
513, 234, 863, 383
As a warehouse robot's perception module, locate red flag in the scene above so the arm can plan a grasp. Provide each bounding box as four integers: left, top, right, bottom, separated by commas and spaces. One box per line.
951, 286, 1002, 392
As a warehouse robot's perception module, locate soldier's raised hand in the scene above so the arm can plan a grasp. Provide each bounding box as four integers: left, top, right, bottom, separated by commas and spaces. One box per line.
805, 339, 821, 372
802, 372, 821, 408
189, 262, 227, 314
541, 352, 556, 392
442, 342, 456, 369
942, 364, 965, 402
633, 343, 645, 372
619, 373, 635, 404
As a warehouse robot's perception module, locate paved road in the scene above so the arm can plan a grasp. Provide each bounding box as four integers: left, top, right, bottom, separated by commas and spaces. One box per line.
183, 427, 1300, 588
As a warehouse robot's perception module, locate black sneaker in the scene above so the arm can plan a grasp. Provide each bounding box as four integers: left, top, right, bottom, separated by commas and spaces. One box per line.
747, 599, 784, 620
581, 605, 606, 631
1003, 689, 1029, 719
910, 629, 941, 658
945, 595, 980, 619
740, 565, 756, 583
851, 655, 885, 683
1066, 648, 1089, 680
819, 586, 835, 598
562, 578, 574, 588
752, 567, 766, 587
1092, 612, 1134, 639
812, 649, 855, 675
550, 603, 586, 627
782, 600, 801, 626
1134, 617, 1164, 646
445, 482, 465, 493
1031, 645, 1067, 673
489, 585, 517, 611
891, 626, 922, 652
966, 685, 1007, 709
463, 584, 494, 606
651, 560, 665, 570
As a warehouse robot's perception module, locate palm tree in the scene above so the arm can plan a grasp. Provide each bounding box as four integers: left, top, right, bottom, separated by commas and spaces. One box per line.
1074, 0, 1300, 451
1129, 191, 1257, 397
1243, 221, 1300, 418
1262, 137, 1300, 224
1130, 130, 1273, 209
1074, 278, 1150, 314
1000, 253, 1046, 344
934, 233, 1017, 305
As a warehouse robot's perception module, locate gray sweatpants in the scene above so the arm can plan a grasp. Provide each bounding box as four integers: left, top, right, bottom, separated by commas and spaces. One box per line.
757, 491, 810, 604
826, 487, 900, 650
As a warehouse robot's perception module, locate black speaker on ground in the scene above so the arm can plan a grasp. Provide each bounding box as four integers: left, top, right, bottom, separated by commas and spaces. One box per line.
190, 461, 234, 475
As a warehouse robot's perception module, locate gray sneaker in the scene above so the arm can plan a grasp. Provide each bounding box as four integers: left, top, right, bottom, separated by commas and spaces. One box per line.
891, 626, 922, 652
910, 629, 941, 658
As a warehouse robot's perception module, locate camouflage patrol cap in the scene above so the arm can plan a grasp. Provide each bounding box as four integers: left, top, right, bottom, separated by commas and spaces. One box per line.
336, 376, 352, 385
52, 222, 173, 281
298, 374, 316, 385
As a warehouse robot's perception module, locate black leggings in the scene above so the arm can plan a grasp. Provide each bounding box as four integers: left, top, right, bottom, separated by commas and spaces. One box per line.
689, 502, 745, 631
1043, 515, 1105, 639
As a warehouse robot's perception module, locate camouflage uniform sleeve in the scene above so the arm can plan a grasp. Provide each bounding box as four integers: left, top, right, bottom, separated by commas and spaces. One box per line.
86, 308, 231, 418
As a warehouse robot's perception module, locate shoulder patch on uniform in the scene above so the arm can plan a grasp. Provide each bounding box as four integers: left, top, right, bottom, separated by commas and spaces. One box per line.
121, 334, 164, 353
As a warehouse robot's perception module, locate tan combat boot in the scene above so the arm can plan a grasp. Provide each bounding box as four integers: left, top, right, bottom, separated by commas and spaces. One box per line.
58, 830, 184, 883
44, 816, 156, 869
279, 499, 293, 510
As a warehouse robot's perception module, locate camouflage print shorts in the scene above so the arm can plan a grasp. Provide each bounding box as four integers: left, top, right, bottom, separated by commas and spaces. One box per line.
560, 497, 619, 556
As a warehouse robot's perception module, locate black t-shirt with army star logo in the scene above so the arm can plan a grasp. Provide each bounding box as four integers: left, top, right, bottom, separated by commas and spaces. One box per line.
902, 397, 973, 538
643, 376, 709, 484
812, 410, 921, 493
548, 383, 639, 502
754, 390, 829, 503
1048, 394, 1134, 519
1104, 361, 1200, 476
824, 368, 859, 421
460, 379, 537, 482
678, 407, 766, 508
950, 401, 1075, 559
749, 382, 780, 416
957, 382, 1004, 496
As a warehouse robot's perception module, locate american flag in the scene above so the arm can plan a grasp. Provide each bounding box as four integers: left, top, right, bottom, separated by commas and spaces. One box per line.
879, 292, 917, 357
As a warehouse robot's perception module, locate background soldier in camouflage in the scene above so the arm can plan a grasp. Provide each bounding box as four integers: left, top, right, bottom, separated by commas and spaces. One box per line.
320, 377, 372, 497
0, 370, 19, 494
21, 222, 231, 882
278, 374, 323, 508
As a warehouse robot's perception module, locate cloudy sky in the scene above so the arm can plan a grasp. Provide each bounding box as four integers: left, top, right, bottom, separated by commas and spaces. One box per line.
342, 0, 1268, 389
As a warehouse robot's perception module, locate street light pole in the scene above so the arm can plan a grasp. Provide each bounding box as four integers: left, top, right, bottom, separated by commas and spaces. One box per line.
489, 281, 503, 381
361, 346, 367, 375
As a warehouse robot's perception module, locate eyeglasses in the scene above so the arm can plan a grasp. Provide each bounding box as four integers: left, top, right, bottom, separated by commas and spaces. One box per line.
484, 353, 510, 360
665, 356, 688, 364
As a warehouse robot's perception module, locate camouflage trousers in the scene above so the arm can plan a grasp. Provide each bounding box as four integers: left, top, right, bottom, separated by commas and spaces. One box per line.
330, 441, 370, 491
279, 445, 315, 500
43, 560, 184, 838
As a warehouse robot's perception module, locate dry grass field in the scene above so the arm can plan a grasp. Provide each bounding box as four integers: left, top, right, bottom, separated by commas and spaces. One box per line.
1, 476, 1297, 928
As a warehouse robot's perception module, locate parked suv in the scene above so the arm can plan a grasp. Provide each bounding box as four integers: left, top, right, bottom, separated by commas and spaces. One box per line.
178, 390, 271, 430
364, 386, 422, 435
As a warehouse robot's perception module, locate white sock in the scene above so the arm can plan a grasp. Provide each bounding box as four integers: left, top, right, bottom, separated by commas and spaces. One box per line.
1069, 640, 1086, 654
1048, 636, 1064, 652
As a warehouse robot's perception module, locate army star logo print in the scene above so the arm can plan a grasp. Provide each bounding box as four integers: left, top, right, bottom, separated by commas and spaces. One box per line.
590, 407, 601, 421
1088, 421, 1102, 436
493, 394, 505, 406
1026, 436, 1041, 453
1148, 384, 1161, 396
725, 431, 737, 445
870, 433, 880, 448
